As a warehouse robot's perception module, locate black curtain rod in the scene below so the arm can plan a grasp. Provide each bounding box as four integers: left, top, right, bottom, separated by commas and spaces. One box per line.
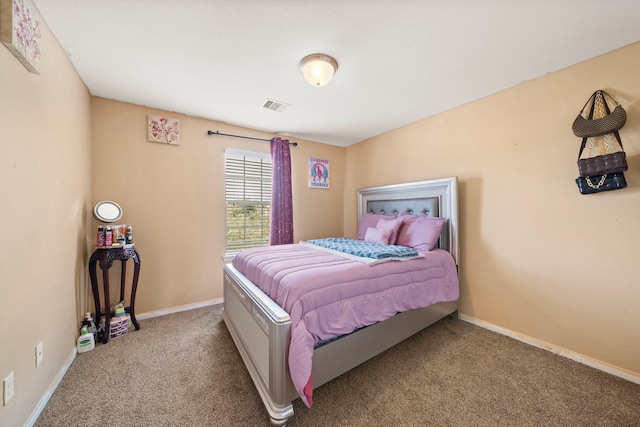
207, 130, 298, 146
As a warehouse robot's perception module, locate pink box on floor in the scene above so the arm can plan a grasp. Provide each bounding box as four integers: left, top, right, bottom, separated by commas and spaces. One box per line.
109, 315, 129, 339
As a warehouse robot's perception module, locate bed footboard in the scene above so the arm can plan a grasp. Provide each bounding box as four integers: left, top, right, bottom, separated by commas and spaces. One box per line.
222, 264, 295, 426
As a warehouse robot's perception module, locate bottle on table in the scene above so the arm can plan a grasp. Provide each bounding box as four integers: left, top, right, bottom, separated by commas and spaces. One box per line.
97, 226, 105, 246
105, 226, 113, 246
125, 224, 133, 244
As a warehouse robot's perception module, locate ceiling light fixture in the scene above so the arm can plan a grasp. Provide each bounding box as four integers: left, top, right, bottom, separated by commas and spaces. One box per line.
299, 54, 338, 87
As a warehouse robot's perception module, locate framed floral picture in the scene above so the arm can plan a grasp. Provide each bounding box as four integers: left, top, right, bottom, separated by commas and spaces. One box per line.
147, 114, 180, 145
0, 0, 42, 73
309, 158, 330, 189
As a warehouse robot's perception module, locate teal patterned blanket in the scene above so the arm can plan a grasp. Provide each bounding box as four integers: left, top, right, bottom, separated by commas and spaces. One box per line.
306, 238, 419, 262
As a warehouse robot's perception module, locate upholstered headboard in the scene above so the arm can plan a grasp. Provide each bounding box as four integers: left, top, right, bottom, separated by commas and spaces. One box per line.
356, 177, 459, 265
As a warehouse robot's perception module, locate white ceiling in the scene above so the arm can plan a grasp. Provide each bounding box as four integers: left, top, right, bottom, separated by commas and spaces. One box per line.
32, 0, 640, 147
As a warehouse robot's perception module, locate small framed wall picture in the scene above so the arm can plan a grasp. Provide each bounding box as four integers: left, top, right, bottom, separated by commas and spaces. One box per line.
1, 0, 42, 74
309, 157, 330, 189
147, 114, 180, 145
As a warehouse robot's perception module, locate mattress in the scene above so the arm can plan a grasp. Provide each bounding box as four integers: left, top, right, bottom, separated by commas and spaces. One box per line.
231, 241, 459, 407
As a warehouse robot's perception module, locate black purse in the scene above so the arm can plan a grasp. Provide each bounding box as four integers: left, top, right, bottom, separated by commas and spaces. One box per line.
575, 173, 627, 194
572, 90, 626, 137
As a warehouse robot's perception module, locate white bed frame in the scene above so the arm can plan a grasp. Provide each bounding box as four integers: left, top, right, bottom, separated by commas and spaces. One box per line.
222, 177, 459, 425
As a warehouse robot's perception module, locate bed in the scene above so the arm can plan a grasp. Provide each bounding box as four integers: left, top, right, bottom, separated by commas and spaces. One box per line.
222, 177, 459, 425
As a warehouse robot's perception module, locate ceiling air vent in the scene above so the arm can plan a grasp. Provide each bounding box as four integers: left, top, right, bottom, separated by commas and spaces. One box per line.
262, 99, 291, 113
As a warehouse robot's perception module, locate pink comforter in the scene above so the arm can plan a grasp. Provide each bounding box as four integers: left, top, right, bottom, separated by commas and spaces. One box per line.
232, 243, 459, 407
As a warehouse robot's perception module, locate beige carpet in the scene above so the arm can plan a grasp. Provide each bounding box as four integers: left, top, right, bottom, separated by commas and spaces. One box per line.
35, 305, 640, 426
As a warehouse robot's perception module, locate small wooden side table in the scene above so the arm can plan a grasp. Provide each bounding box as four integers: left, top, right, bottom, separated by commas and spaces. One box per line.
88, 245, 141, 343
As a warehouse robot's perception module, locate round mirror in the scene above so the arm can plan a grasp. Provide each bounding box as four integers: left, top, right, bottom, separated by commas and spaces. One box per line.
92, 201, 123, 223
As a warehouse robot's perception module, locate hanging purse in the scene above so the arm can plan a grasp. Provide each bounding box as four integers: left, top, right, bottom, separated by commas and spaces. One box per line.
575, 173, 627, 194
575, 91, 627, 176
577, 133, 627, 176
573, 90, 627, 195
572, 90, 626, 137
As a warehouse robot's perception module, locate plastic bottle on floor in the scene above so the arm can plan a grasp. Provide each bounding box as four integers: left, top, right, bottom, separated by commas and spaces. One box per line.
81, 312, 97, 341
77, 326, 95, 353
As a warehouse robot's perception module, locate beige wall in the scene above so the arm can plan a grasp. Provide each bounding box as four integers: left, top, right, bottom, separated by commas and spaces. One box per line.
3, 12, 638, 426
90, 98, 344, 314
0, 18, 92, 427
345, 42, 640, 378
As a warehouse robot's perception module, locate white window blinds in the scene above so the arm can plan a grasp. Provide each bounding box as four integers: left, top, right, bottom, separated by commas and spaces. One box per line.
225, 150, 272, 253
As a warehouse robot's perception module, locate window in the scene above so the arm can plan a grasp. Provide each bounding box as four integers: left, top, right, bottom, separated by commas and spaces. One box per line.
225, 149, 272, 253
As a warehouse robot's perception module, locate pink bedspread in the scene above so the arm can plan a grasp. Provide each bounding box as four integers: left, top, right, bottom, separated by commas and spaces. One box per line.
232, 243, 459, 407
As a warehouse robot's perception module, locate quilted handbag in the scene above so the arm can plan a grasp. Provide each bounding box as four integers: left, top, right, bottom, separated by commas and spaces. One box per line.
575, 90, 628, 177
575, 173, 627, 194
577, 134, 627, 176
572, 90, 626, 137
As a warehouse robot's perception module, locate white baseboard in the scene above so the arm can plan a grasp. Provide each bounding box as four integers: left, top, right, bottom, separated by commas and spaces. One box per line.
25, 348, 77, 427
136, 298, 223, 320
458, 314, 640, 386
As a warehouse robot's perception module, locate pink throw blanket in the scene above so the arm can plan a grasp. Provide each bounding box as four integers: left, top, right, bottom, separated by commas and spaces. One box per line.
232, 243, 459, 407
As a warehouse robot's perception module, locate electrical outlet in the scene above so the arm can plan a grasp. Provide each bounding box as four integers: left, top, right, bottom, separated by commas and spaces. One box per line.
36, 341, 43, 367
3, 371, 14, 406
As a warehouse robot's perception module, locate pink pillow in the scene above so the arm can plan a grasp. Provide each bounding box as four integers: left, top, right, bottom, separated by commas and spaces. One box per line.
364, 226, 393, 245
375, 217, 403, 245
356, 213, 396, 240
396, 216, 445, 252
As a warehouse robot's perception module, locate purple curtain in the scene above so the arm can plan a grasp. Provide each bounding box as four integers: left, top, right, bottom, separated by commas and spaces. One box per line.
269, 137, 293, 245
